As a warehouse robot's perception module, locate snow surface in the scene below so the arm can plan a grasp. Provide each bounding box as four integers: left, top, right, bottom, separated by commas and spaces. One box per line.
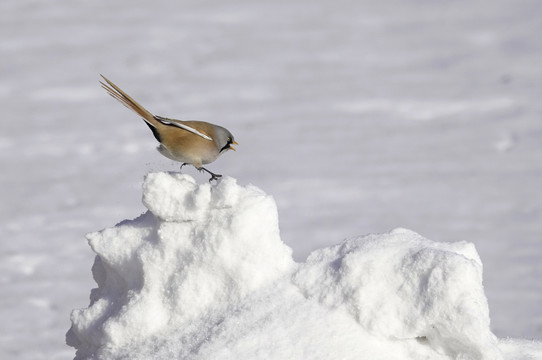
68, 172, 511, 359
1, 0, 542, 358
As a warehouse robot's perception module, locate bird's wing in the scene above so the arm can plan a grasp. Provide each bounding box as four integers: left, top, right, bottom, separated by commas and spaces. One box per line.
154, 116, 213, 141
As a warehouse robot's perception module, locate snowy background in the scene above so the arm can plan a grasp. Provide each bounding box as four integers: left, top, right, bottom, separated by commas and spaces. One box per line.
1, 0, 541, 358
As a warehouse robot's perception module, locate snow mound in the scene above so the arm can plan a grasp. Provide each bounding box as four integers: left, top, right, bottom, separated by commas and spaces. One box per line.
294, 229, 500, 359
67, 172, 504, 360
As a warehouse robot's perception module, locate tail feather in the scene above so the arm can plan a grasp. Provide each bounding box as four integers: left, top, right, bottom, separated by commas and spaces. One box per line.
100, 75, 156, 125
100, 75, 213, 144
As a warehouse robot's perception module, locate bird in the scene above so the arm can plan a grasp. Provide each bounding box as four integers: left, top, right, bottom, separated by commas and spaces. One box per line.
99, 75, 237, 182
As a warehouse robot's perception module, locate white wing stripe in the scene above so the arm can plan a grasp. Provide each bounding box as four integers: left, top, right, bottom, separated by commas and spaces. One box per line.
155, 116, 213, 141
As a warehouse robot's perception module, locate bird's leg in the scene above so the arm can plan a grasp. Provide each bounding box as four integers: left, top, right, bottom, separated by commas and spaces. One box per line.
198, 167, 222, 183
179, 163, 189, 173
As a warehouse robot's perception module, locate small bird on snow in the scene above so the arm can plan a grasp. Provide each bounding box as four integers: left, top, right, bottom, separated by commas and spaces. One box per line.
100, 75, 237, 182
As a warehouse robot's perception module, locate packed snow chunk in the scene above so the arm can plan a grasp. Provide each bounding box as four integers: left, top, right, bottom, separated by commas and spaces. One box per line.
67, 172, 295, 359
68, 172, 506, 360
293, 228, 502, 360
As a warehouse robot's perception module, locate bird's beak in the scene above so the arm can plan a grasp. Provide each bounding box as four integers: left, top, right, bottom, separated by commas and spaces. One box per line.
230, 141, 238, 151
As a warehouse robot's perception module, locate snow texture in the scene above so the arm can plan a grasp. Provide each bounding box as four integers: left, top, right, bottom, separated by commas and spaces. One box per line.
67, 172, 530, 359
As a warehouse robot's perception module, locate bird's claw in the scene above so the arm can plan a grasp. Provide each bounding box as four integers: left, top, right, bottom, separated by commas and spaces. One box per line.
180, 165, 222, 182
196, 166, 222, 183
208, 173, 222, 183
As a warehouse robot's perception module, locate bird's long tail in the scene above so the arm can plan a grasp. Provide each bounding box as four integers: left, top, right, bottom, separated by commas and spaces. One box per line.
100, 75, 156, 125
100, 75, 212, 143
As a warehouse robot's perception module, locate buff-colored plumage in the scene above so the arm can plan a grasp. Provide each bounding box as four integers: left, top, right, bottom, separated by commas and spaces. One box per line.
100, 75, 237, 181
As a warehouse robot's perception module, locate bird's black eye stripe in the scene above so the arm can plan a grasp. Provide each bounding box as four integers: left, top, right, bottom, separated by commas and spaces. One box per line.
220, 138, 233, 152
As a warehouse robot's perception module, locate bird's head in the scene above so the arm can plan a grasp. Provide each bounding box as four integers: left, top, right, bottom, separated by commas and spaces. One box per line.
214, 126, 238, 153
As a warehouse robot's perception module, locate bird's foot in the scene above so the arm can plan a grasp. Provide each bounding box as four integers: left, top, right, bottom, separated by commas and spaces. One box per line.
208, 173, 222, 183
198, 167, 222, 183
